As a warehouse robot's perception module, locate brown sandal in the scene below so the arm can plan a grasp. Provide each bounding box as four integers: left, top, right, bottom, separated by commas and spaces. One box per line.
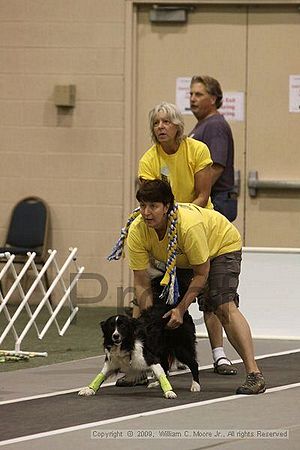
214, 358, 238, 375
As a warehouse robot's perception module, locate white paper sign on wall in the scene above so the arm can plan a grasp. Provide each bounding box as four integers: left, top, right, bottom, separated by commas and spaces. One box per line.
175, 77, 192, 115
219, 92, 244, 122
289, 75, 300, 113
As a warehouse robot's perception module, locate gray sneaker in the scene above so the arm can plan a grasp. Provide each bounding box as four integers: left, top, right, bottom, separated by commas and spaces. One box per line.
236, 372, 266, 395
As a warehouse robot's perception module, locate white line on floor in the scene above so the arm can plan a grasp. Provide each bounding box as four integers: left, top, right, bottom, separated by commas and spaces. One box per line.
1, 347, 299, 406
1, 381, 300, 447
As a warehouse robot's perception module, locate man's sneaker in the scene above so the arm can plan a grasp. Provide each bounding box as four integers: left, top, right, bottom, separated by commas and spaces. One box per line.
236, 372, 266, 395
116, 371, 148, 387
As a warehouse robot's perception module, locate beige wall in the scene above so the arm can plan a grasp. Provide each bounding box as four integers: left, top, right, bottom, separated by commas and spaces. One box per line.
0, 0, 126, 306
1, 1, 299, 307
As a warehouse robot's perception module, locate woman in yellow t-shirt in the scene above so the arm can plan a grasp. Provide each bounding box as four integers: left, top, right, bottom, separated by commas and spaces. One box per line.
108, 180, 266, 395
138, 102, 235, 376
138, 103, 213, 208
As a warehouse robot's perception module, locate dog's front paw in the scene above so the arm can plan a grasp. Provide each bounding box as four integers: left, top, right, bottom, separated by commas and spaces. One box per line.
148, 380, 160, 389
190, 381, 201, 392
164, 390, 177, 399
78, 386, 96, 396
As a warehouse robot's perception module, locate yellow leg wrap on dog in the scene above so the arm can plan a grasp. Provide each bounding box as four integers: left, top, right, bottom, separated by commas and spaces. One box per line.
159, 374, 173, 393
89, 372, 106, 392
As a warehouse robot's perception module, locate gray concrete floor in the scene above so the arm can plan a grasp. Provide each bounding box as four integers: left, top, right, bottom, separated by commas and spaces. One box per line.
1, 338, 300, 450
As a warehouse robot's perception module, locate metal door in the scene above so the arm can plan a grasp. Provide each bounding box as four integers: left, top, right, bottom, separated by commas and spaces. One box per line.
134, 3, 300, 246
245, 5, 300, 246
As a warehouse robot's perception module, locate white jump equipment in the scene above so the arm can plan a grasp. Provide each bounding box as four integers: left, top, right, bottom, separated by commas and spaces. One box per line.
0, 247, 84, 360
190, 246, 300, 340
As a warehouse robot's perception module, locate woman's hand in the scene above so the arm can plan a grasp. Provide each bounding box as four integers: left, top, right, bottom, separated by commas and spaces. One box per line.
163, 308, 183, 329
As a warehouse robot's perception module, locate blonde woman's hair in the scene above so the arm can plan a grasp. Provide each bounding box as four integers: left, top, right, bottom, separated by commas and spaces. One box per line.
149, 102, 186, 146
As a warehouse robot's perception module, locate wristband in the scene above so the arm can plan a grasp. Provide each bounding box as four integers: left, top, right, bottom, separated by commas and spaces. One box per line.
89, 372, 106, 392
159, 374, 173, 393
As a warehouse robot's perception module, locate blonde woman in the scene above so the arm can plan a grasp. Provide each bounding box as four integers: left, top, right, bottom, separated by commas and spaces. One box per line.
138, 102, 236, 376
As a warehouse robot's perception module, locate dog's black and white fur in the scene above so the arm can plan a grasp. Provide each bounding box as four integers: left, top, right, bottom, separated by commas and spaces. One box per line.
78, 304, 200, 399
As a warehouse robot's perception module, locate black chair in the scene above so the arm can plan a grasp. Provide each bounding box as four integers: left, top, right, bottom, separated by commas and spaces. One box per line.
0, 196, 51, 295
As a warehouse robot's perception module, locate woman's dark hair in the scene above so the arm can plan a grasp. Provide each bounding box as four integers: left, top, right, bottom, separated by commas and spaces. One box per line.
109, 178, 178, 304
136, 179, 175, 210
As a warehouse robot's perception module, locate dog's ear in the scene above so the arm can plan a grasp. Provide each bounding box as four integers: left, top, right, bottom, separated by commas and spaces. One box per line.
100, 320, 107, 332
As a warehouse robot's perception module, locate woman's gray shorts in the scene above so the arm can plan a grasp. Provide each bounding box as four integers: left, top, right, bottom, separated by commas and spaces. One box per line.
144, 250, 242, 312
197, 250, 242, 313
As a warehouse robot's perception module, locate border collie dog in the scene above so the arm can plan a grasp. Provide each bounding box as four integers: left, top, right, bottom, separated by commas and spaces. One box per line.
78, 304, 200, 399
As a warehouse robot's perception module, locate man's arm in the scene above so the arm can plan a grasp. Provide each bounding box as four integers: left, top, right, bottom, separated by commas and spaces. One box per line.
211, 163, 224, 186
163, 260, 210, 329
193, 167, 212, 207
133, 269, 153, 311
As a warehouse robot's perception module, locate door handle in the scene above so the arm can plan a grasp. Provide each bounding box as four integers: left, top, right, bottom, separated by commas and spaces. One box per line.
248, 170, 300, 197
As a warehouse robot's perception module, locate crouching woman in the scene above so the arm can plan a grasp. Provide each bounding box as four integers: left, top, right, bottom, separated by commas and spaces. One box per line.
109, 179, 266, 395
